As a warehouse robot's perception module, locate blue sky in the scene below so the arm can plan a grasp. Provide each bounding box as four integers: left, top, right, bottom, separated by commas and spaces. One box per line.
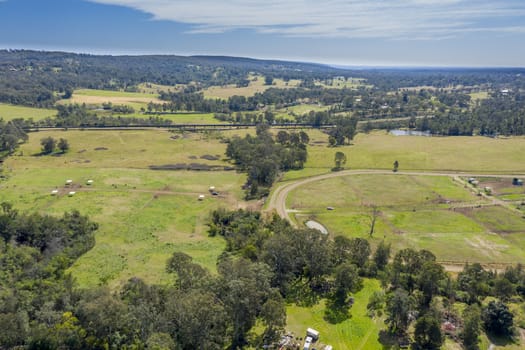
1, 0, 524, 67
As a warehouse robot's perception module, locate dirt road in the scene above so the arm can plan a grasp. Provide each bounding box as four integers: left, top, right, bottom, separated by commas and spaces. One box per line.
266, 169, 524, 226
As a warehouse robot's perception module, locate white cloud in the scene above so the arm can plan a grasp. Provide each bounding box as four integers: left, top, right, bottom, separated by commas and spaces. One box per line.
87, 0, 525, 39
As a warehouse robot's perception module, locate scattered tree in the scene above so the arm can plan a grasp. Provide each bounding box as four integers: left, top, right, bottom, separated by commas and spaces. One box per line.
413, 313, 443, 350
393, 160, 399, 172
333, 151, 347, 171
40, 136, 56, 154
483, 300, 514, 337
58, 138, 70, 153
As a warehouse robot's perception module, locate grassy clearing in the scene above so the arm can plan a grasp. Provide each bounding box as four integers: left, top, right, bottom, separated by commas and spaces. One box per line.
468, 206, 525, 233
315, 77, 370, 89
58, 88, 163, 109
202, 76, 301, 99
286, 279, 383, 350
0, 129, 247, 288
469, 91, 489, 101
6, 129, 230, 169
287, 174, 525, 264
124, 112, 220, 124
282, 130, 525, 181
0, 103, 56, 121
279, 104, 331, 116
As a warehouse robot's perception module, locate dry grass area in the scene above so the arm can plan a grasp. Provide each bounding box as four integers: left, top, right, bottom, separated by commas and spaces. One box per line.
203, 75, 301, 99
57, 89, 164, 108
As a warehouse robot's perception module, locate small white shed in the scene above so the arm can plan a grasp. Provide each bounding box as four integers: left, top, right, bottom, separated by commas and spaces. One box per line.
306, 328, 320, 341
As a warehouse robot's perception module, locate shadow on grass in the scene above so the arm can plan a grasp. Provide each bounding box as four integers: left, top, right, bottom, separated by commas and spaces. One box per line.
378, 330, 410, 350
487, 333, 516, 347
324, 298, 351, 324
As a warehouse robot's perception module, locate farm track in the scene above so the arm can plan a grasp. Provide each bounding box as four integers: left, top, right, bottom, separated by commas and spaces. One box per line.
266, 169, 525, 271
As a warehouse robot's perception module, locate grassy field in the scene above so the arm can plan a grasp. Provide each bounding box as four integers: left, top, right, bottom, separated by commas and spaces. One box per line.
287, 174, 525, 264
286, 279, 383, 350
282, 130, 525, 181
315, 77, 371, 89
59, 88, 164, 110
0, 129, 247, 288
0, 103, 56, 121
469, 91, 490, 101
203, 76, 301, 99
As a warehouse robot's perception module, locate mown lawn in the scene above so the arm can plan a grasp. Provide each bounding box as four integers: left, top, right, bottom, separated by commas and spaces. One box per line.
286, 279, 383, 350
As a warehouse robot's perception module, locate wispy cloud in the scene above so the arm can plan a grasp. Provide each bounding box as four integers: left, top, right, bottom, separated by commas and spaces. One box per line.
87, 0, 525, 39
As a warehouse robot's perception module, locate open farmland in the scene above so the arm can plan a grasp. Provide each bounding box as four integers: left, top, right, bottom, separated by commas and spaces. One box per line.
286, 173, 525, 265
0, 129, 248, 288
0, 103, 56, 121
203, 75, 301, 99
59, 88, 164, 110
282, 130, 525, 181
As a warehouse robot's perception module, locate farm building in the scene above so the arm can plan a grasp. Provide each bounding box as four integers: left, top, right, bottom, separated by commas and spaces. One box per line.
50, 190, 58, 196
68, 191, 76, 197
66, 179, 73, 185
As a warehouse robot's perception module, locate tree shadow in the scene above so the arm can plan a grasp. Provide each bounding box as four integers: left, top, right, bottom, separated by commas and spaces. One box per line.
378, 330, 408, 350
323, 299, 351, 324
487, 333, 515, 347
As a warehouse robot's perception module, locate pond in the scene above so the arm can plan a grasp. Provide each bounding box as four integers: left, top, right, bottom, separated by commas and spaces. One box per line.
305, 220, 328, 234
390, 129, 431, 137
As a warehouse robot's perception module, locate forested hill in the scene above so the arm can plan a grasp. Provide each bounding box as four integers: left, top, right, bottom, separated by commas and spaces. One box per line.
0, 50, 344, 107
2, 49, 525, 108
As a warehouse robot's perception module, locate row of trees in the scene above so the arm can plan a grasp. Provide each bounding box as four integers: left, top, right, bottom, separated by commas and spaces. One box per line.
40, 136, 69, 154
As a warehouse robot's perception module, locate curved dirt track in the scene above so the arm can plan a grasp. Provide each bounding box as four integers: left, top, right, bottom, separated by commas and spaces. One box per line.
265, 169, 525, 271
266, 169, 524, 226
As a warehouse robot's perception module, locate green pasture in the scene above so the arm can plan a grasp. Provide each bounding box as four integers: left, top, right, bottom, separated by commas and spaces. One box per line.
283, 130, 525, 181
287, 174, 525, 264
286, 279, 383, 350
59, 88, 163, 111
469, 91, 489, 101
279, 104, 331, 115
315, 77, 370, 89
202, 76, 301, 99
7, 129, 230, 169
0, 103, 56, 121
73, 88, 159, 99
0, 129, 247, 288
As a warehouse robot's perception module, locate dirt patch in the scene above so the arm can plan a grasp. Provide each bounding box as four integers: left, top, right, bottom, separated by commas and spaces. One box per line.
188, 155, 198, 160
200, 154, 219, 161
94, 147, 108, 151
77, 149, 87, 153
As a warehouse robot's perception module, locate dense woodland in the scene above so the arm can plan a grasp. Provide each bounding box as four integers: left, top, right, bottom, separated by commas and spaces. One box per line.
1, 50, 525, 136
